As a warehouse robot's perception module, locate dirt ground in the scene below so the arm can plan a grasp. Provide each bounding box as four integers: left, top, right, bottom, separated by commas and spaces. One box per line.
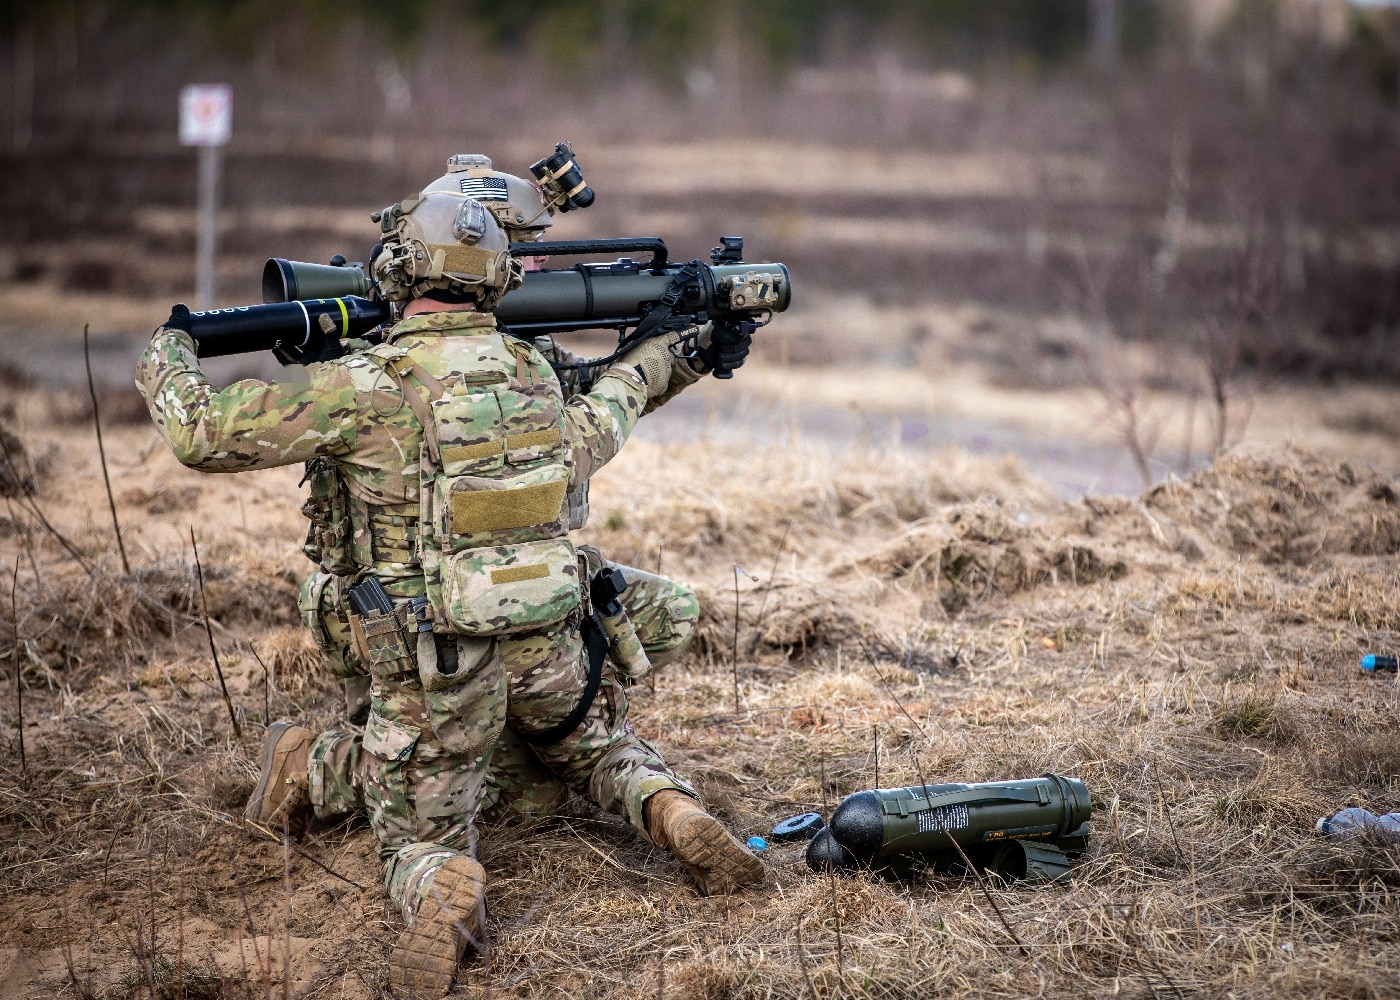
1, 361, 1398, 998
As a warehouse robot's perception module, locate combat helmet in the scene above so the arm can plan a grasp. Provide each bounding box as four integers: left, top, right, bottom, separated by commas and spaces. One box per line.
371, 189, 523, 309
420, 154, 555, 244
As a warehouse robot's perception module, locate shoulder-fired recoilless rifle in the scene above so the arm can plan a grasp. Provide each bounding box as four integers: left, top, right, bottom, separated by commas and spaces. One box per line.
180, 236, 790, 380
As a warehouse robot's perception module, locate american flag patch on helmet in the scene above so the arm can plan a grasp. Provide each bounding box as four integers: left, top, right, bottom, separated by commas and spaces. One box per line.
458, 176, 509, 201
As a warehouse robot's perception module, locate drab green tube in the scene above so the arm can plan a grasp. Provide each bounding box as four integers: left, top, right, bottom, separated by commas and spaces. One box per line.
828, 773, 1091, 863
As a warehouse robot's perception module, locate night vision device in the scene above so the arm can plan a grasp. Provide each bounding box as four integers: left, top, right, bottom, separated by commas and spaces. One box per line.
530, 141, 595, 213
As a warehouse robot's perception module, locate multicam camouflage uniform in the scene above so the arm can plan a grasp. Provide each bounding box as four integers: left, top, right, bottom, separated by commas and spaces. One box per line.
297, 335, 703, 826
136, 309, 699, 924
301, 552, 699, 825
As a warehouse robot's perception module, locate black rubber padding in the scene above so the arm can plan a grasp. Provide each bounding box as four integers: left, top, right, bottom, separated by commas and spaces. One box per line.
771, 812, 825, 842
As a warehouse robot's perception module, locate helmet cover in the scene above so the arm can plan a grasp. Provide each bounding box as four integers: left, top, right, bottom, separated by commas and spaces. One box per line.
371, 191, 523, 309
421, 154, 555, 242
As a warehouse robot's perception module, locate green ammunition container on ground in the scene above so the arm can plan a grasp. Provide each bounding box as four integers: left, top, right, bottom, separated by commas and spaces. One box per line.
815, 773, 1091, 881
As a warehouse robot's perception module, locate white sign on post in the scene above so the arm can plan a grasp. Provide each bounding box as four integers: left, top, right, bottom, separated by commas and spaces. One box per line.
179, 84, 231, 147
179, 85, 230, 309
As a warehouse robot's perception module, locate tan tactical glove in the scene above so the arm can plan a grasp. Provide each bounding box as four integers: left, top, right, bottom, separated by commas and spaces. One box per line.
620, 328, 685, 399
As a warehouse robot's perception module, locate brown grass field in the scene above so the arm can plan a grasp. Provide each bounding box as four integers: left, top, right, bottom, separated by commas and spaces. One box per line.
1, 362, 1398, 999
5, 8, 1400, 993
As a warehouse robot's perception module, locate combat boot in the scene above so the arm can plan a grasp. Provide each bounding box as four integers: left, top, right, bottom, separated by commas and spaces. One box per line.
645, 790, 764, 895
389, 856, 487, 999
243, 721, 313, 835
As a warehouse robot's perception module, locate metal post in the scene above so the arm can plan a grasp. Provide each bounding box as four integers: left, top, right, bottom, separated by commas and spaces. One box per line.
1092, 0, 1120, 76
196, 143, 221, 309
11, 22, 34, 153
181, 83, 230, 308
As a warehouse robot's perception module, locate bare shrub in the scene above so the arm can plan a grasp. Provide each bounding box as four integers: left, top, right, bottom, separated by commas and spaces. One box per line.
0, 422, 37, 497
1214, 690, 1304, 744
254, 625, 329, 697
1069, 251, 1171, 489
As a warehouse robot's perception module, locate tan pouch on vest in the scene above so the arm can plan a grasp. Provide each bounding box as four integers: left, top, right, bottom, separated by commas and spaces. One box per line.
349, 605, 418, 681
440, 536, 581, 636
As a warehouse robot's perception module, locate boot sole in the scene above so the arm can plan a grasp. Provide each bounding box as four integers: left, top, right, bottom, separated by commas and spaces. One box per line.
243, 720, 296, 827
670, 813, 765, 895
389, 858, 485, 998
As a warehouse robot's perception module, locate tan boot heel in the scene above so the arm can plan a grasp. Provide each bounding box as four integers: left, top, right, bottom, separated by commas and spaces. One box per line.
389, 856, 487, 998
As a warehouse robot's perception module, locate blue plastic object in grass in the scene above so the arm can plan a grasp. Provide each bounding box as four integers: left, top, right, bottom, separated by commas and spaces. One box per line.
1317, 807, 1400, 843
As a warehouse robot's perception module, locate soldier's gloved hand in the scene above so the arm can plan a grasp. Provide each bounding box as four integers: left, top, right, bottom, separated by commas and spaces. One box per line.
620, 330, 684, 399
164, 303, 193, 335
697, 321, 753, 378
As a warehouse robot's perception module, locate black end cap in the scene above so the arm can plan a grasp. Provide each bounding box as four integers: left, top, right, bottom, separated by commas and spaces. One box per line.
772, 812, 825, 842
828, 790, 883, 862
805, 829, 857, 874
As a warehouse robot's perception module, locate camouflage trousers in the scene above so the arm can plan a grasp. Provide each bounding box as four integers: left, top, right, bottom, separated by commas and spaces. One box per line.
300, 548, 698, 721
298, 552, 700, 922
316, 619, 697, 922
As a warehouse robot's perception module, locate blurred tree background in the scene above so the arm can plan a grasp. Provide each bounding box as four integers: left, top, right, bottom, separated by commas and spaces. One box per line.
2, 0, 1398, 380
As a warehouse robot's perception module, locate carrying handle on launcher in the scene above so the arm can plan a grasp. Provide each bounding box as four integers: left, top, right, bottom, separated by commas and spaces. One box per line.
509, 238, 669, 273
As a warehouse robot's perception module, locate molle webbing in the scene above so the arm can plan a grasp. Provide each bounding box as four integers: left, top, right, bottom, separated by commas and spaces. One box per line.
566, 482, 590, 530
368, 503, 420, 568
442, 427, 561, 465
451, 479, 567, 535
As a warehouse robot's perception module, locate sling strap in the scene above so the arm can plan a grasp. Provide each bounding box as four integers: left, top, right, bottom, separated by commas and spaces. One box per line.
371, 349, 448, 467
516, 614, 608, 747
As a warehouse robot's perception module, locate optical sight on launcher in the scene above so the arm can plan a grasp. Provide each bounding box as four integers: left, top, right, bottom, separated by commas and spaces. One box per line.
179, 237, 790, 379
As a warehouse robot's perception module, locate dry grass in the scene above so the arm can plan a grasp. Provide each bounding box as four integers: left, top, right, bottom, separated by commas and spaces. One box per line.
1, 394, 1398, 998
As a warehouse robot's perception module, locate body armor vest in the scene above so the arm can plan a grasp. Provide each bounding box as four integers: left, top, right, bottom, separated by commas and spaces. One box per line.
374, 334, 582, 635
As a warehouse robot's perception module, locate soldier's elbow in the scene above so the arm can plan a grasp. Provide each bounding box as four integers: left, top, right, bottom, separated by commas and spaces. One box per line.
166, 434, 225, 472
171, 445, 213, 470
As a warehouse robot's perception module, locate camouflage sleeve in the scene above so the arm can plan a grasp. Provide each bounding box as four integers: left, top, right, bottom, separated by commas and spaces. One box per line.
135, 326, 360, 472
531, 336, 588, 369
562, 364, 647, 487
533, 337, 591, 400
540, 335, 699, 415
642, 357, 704, 415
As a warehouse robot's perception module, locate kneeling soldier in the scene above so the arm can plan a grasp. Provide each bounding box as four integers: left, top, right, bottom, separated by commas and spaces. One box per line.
138, 183, 761, 998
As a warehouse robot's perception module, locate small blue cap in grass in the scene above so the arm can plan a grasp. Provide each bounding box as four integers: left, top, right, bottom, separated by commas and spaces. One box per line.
746, 836, 768, 852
